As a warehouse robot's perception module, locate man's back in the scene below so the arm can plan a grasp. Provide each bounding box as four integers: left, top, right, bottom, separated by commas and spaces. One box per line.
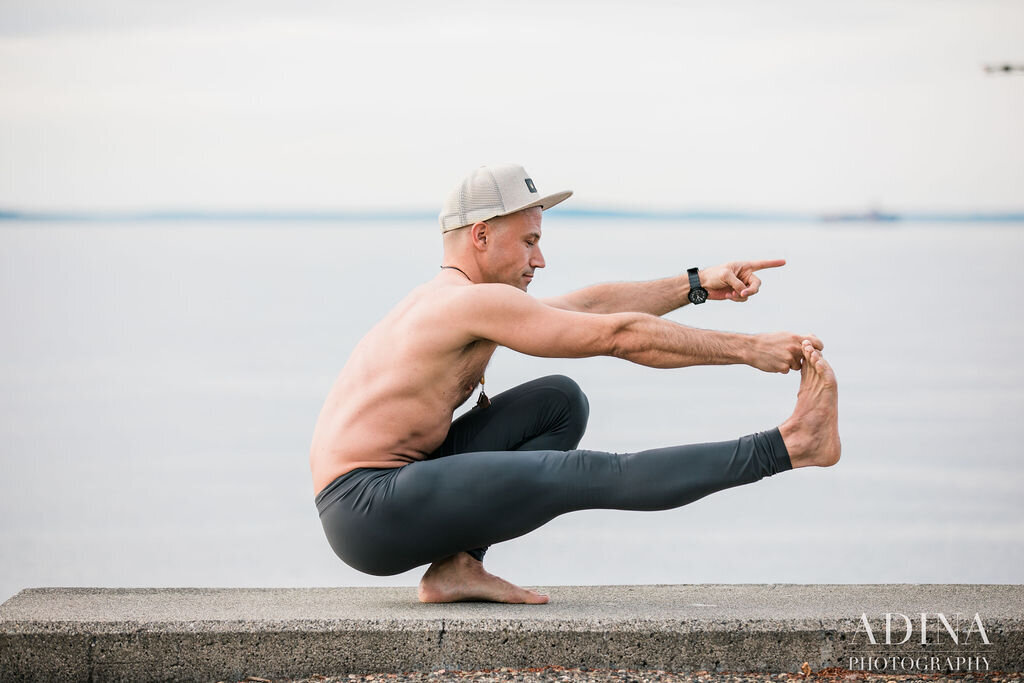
308, 277, 497, 495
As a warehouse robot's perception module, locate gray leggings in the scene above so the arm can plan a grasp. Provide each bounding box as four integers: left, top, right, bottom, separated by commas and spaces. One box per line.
315, 374, 791, 576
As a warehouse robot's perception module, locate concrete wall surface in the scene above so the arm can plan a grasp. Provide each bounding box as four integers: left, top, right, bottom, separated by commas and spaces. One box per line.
1, 585, 1021, 682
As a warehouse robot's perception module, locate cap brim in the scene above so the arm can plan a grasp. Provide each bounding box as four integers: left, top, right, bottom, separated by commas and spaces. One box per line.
500, 190, 573, 217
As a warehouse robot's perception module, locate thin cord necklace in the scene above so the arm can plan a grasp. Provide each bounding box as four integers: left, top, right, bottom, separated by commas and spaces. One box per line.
440, 265, 473, 282
439, 265, 489, 407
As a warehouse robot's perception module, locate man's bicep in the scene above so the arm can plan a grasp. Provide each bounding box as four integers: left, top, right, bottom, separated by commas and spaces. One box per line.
464, 286, 618, 358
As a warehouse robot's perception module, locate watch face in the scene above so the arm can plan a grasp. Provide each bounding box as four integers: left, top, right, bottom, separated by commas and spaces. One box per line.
689, 287, 708, 304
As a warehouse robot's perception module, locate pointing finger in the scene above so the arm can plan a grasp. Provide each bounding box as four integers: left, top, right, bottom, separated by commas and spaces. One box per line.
750, 259, 786, 271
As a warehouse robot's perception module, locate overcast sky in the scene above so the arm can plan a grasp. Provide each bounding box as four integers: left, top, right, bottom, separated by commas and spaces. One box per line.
1, 0, 1021, 212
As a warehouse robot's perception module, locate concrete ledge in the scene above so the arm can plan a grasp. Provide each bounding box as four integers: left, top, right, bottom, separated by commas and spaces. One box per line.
2, 585, 1022, 682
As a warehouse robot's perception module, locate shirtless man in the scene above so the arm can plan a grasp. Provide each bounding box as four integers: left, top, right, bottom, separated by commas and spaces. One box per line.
310, 163, 840, 604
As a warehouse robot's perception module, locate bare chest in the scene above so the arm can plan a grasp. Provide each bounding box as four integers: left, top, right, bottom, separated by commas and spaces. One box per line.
450, 340, 498, 404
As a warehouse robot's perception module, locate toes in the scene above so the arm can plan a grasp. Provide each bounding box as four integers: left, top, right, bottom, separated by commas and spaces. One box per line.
811, 351, 837, 386
526, 591, 550, 604
821, 359, 838, 385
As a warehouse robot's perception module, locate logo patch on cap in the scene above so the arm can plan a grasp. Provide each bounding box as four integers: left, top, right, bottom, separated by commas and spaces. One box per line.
524, 178, 537, 193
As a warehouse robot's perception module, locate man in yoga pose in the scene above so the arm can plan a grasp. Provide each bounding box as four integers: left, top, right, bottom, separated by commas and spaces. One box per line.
310, 163, 841, 604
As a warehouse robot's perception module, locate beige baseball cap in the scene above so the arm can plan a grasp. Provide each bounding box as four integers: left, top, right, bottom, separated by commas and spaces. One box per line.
438, 163, 573, 233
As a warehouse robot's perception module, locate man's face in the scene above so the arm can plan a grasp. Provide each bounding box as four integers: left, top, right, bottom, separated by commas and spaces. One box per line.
485, 207, 545, 291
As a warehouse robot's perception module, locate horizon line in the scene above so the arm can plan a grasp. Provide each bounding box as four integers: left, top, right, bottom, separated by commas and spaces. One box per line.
2, 206, 1024, 223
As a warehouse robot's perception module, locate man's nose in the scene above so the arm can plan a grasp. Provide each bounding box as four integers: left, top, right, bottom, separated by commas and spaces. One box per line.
532, 247, 546, 269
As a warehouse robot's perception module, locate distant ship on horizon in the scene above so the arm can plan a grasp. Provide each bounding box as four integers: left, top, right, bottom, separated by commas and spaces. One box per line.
820, 206, 900, 223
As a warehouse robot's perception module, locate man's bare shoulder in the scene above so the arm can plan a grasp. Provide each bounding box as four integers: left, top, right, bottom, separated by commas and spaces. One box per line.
373, 280, 518, 341
414, 280, 545, 343
440, 281, 543, 318
442, 280, 529, 300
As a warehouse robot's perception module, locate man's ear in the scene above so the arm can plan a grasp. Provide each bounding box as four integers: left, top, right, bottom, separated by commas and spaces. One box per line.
470, 221, 489, 251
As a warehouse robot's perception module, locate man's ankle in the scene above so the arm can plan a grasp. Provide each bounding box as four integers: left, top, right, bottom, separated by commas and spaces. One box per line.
778, 420, 805, 467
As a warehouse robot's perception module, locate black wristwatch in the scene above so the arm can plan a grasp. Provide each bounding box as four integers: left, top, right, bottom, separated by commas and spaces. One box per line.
687, 267, 708, 305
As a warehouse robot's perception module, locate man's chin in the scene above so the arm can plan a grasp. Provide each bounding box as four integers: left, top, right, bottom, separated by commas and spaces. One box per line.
506, 276, 531, 291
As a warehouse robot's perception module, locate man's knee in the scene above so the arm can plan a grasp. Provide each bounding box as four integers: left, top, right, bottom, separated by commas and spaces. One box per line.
540, 374, 589, 409
540, 374, 590, 444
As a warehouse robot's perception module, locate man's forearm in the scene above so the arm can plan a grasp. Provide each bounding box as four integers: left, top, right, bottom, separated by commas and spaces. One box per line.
550, 274, 691, 316
608, 312, 752, 369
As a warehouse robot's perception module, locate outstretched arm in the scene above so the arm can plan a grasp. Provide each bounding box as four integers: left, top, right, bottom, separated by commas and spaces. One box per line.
540, 274, 691, 316
540, 259, 787, 315
455, 283, 821, 373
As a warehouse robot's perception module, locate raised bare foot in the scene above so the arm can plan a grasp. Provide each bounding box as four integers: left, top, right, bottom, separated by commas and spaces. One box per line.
779, 340, 841, 468
417, 552, 549, 604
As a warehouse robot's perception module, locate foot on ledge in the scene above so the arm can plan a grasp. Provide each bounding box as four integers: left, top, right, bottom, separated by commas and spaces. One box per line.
417, 551, 549, 604
779, 340, 841, 469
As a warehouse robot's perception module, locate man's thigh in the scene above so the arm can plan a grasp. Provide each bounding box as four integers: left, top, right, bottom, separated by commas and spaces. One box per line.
429, 374, 589, 458
379, 448, 577, 567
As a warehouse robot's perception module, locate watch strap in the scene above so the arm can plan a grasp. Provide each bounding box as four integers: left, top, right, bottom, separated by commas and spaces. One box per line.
687, 267, 701, 291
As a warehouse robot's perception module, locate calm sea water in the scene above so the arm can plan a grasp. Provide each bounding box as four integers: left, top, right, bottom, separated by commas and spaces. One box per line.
2, 219, 1023, 603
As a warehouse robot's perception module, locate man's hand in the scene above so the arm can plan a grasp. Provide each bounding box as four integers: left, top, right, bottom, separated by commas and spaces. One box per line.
748, 332, 824, 373
700, 259, 786, 302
